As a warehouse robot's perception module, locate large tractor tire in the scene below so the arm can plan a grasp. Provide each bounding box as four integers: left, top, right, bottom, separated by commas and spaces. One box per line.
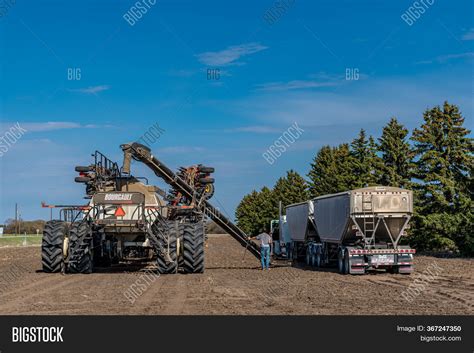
42, 220, 67, 273
152, 220, 178, 274
182, 221, 205, 274
68, 221, 94, 274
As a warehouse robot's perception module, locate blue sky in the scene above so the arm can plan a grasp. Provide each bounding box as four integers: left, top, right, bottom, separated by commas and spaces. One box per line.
0, 0, 472, 223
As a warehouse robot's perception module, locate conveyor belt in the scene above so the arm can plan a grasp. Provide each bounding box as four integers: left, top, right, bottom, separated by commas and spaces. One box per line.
122, 143, 261, 260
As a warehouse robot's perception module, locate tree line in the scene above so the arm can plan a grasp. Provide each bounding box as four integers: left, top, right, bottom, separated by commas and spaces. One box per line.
2, 219, 46, 235
236, 102, 473, 255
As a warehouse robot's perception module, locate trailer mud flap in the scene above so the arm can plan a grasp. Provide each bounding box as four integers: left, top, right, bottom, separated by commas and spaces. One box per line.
348, 255, 366, 275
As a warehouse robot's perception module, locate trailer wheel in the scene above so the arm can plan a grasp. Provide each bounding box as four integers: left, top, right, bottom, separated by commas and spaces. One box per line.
310, 252, 316, 267
305, 248, 311, 267
315, 247, 322, 268
182, 221, 205, 274
344, 250, 350, 275
41, 220, 67, 273
291, 244, 298, 263
338, 249, 345, 274
68, 221, 94, 274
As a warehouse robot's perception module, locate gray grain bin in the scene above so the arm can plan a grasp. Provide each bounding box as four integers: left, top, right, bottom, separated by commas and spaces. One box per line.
286, 200, 314, 242
313, 186, 413, 248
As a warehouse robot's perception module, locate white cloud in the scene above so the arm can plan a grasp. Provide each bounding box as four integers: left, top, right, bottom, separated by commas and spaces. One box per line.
0, 121, 112, 133
195, 42, 268, 66
68, 85, 110, 95
416, 52, 474, 64
254, 72, 366, 92
219, 74, 473, 131
461, 28, 474, 41
255, 79, 340, 92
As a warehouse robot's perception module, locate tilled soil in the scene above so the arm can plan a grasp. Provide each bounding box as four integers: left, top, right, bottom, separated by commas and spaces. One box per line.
0, 235, 472, 315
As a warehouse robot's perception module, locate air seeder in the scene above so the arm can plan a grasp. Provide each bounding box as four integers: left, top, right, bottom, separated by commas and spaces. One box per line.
41, 142, 260, 274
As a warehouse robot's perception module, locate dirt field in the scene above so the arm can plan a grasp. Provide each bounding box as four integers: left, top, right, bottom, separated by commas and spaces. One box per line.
0, 234, 472, 315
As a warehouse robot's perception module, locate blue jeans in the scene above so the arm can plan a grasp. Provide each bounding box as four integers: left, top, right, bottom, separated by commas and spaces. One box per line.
260, 246, 270, 269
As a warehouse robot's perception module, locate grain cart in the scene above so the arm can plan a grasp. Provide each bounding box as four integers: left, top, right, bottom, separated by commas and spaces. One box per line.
286, 186, 415, 275
41, 142, 260, 274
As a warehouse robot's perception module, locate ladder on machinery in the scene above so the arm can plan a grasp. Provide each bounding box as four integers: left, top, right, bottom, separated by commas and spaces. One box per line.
362, 194, 376, 246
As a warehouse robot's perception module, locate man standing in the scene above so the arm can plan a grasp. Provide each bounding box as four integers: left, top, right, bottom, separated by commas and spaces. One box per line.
249, 229, 272, 270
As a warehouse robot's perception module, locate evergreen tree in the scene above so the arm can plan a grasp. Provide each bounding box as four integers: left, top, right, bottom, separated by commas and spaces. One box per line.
334, 143, 359, 190
273, 170, 310, 211
368, 135, 384, 185
378, 117, 413, 188
254, 186, 276, 233
308, 144, 356, 197
236, 187, 277, 235
411, 102, 473, 254
350, 129, 383, 187
235, 190, 260, 236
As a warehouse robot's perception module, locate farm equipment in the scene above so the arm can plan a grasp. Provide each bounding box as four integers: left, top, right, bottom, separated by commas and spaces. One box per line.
283, 186, 415, 275
41, 142, 260, 274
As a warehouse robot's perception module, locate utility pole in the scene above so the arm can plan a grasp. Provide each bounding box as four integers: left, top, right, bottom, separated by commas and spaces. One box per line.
18, 210, 21, 236
15, 203, 18, 236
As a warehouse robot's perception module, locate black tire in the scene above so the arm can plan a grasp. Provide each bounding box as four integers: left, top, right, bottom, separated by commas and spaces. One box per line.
344, 250, 350, 275
305, 248, 311, 266
68, 222, 93, 274
291, 243, 298, 262
182, 221, 205, 274
199, 177, 214, 184
75, 176, 91, 183
338, 249, 345, 274
202, 183, 215, 200
75, 166, 92, 172
198, 166, 214, 173
152, 220, 178, 274
315, 247, 322, 268
42, 220, 67, 273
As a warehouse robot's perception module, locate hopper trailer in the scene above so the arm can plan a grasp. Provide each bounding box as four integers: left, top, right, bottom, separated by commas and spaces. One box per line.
286, 186, 415, 275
